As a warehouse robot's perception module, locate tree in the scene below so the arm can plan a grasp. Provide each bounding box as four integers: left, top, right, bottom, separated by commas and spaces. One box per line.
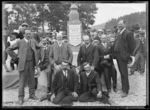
78, 3, 98, 30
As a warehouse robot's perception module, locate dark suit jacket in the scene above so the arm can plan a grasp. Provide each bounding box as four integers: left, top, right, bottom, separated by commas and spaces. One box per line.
98, 43, 112, 67
39, 45, 51, 62
133, 37, 146, 57
77, 43, 99, 67
80, 70, 102, 94
51, 69, 79, 94
114, 29, 135, 61
50, 42, 73, 65
6, 39, 41, 71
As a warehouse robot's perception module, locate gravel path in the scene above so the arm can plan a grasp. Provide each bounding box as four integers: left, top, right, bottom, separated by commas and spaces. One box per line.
2, 68, 147, 107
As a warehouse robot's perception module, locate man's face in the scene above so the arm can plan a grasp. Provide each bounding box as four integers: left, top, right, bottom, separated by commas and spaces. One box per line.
98, 31, 103, 36
83, 36, 90, 45
24, 30, 31, 40
101, 35, 106, 43
61, 62, 69, 71
117, 21, 125, 32
57, 35, 63, 41
22, 26, 28, 32
84, 64, 91, 73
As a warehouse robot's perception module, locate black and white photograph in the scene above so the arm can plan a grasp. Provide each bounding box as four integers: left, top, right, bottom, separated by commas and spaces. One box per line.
2, 1, 149, 108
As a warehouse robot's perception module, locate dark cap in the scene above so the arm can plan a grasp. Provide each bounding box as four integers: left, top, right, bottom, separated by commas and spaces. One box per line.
131, 24, 140, 31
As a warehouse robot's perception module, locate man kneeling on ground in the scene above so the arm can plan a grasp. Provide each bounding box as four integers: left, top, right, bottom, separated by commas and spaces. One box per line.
79, 62, 110, 104
50, 60, 79, 106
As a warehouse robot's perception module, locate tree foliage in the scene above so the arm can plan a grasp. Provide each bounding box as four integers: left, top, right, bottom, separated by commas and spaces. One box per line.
4, 2, 98, 32
104, 11, 146, 30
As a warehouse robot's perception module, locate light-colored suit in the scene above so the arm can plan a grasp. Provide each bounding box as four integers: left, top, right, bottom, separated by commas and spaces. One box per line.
6, 39, 40, 71
50, 42, 73, 65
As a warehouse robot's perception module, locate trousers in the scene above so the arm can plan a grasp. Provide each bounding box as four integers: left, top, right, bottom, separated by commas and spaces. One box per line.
18, 60, 35, 98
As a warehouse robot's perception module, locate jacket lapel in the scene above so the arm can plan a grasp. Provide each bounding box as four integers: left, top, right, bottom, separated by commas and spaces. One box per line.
87, 71, 95, 84
23, 39, 28, 47
87, 44, 92, 55
41, 48, 45, 61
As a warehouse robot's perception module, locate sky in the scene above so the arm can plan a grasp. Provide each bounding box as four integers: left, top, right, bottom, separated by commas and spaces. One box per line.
4, 2, 147, 27
94, 3, 147, 25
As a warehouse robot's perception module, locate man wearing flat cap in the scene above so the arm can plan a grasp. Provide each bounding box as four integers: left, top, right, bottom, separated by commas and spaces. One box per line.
17, 23, 29, 39
130, 30, 146, 76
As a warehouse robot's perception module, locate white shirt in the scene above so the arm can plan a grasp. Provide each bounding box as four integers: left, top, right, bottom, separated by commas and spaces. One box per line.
24, 38, 29, 43
102, 42, 107, 48
63, 70, 68, 77
86, 71, 91, 77
85, 43, 90, 48
120, 28, 126, 35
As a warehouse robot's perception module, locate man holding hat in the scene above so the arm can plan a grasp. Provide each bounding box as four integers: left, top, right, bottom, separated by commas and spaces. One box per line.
113, 20, 135, 97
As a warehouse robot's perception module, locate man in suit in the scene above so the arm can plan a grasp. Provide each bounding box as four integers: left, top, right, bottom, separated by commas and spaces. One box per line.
98, 34, 116, 93
6, 29, 42, 105
113, 20, 135, 97
49, 33, 73, 81
79, 62, 110, 104
50, 60, 79, 106
77, 35, 99, 75
38, 38, 52, 93
130, 30, 146, 75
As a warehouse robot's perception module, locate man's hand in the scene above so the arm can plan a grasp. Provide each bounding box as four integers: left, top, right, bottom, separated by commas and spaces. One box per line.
91, 66, 95, 71
72, 92, 78, 97
97, 91, 102, 98
50, 94, 55, 102
104, 55, 110, 59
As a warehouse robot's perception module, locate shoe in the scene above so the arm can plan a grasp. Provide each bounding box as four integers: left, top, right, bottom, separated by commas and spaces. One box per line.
18, 98, 24, 105
113, 88, 118, 93
29, 95, 39, 100
121, 92, 128, 98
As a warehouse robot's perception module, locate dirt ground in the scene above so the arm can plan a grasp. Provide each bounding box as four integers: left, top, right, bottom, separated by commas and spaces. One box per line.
2, 63, 148, 108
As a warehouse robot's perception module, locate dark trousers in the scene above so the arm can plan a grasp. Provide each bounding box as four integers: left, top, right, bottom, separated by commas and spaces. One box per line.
18, 60, 35, 98
53, 91, 78, 105
116, 56, 129, 94
131, 52, 145, 73
39, 62, 52, 89
79, 88, 98, 102
108, 65, 117, 89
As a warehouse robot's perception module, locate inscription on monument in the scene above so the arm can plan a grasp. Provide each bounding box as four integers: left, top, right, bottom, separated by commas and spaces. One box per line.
68, 24, 81, 46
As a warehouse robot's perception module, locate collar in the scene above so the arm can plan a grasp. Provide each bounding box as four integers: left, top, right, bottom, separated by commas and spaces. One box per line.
86, 71, 91, 77
85, 43, 91, 48
24, 38, 29, 43
120, 28, 126, 35
57, 41, 63, 47
63, 70, 68, 77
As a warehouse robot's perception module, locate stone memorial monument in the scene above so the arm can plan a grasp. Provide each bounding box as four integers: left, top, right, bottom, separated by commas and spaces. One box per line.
67, 3, 82, 52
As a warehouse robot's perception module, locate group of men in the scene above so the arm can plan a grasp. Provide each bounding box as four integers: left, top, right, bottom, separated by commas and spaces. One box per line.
4, 19, 147, 106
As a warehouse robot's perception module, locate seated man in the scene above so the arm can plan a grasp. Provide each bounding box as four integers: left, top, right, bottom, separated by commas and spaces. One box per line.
79, 62, 110, 104
79, 62, 102, 102
50, 60, 79, 106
